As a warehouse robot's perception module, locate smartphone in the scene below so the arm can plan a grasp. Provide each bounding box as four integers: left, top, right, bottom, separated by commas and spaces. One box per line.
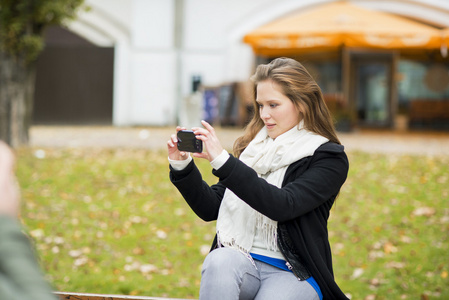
177, 130, 203, 153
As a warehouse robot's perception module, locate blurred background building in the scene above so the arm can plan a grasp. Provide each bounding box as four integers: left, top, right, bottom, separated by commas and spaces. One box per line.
32, 0, 449, 131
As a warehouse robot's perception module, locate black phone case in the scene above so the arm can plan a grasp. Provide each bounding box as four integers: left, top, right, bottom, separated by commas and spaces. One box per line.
177, 130, 203, 153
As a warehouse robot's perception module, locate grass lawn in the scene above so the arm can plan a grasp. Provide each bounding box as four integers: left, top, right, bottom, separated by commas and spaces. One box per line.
15, 147, 449, 299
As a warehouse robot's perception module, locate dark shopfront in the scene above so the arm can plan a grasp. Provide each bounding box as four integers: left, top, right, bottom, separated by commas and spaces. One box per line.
245, 2, 449, 131
256, 49, 449, 132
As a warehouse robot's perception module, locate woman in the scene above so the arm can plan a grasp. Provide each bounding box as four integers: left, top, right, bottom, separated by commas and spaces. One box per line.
167, 57, 349, 299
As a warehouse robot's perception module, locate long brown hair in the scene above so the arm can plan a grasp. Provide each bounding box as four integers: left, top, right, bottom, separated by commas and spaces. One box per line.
233, 57, 340, 157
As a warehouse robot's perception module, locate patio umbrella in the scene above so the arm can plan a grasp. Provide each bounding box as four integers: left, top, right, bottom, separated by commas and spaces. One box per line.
243, 2, 444, 56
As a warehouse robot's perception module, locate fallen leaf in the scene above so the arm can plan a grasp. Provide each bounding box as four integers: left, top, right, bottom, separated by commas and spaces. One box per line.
30, 229, 45, 239
129, 216, 142, 223
156, 230, 167, 239
412, 207, 436, 217
175, 208, 185, 216
351, 268, 364, 279
133, 247, 145, 255
386, 261, 406, 269
200, 245, 210, 256
400, 235, 412, 243
73, 257, 88, 267
68, 249, 82, 258
34, 149, 46, 159
384, 242, 398, 254
369, 278, 381, 287
140, 264, 158, 274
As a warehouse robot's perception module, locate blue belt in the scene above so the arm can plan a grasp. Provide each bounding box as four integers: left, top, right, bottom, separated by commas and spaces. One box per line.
250, 253, 323, 300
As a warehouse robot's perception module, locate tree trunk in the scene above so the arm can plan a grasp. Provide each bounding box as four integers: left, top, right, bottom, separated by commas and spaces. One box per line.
0, 50, 36, 148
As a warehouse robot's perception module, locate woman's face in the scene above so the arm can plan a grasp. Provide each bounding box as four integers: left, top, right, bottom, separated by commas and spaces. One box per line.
256, 79, 302, 139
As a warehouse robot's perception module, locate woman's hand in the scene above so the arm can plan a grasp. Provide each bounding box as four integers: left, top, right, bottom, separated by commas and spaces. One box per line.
167, 126, 189, 161
192, 120, 224, 162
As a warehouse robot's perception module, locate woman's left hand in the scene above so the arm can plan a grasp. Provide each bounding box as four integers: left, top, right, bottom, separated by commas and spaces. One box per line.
192, 120, 224, 162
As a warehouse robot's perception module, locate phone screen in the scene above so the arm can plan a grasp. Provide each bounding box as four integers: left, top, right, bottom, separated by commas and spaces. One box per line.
177, 130, 203, 153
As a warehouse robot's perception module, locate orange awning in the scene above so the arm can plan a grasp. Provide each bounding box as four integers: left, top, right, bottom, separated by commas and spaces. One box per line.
243, 2, 444, 56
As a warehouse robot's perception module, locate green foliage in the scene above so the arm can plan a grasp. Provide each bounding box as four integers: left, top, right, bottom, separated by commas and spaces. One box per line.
0, 0, 85, 63
15, 148, 449, 299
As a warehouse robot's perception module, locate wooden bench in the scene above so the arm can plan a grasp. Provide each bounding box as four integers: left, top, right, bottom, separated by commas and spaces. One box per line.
409, 99, 449, 121
55, 292, 192, 300
409, 99, 449, 129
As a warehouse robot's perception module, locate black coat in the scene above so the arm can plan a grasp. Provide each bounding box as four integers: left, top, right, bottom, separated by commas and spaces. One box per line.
170, 141, 349, 299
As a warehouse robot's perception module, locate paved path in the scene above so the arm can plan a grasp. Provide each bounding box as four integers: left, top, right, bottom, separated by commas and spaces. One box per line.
29, 126, 449, 156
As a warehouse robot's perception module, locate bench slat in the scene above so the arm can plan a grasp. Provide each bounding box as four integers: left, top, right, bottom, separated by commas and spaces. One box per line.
55, 291, 192, 300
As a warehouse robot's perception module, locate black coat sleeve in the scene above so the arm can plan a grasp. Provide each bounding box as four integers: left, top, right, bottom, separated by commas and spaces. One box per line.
212, 143, 349, 222
169, 160, 226, 222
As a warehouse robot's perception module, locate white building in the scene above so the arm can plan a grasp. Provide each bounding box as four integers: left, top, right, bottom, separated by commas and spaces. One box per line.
35, 0, 449, 128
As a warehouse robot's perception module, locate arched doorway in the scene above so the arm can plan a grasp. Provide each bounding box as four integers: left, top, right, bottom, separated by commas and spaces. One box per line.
33, 26, 114, 125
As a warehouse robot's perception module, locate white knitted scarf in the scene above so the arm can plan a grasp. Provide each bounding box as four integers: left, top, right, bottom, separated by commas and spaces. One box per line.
216, 122, 328, 254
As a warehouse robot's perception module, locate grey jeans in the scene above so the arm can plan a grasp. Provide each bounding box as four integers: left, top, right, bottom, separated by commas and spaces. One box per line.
199, 247, 319, 300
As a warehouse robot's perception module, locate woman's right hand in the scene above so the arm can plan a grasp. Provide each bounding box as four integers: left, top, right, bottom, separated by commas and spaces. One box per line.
167, 126, 189, 161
